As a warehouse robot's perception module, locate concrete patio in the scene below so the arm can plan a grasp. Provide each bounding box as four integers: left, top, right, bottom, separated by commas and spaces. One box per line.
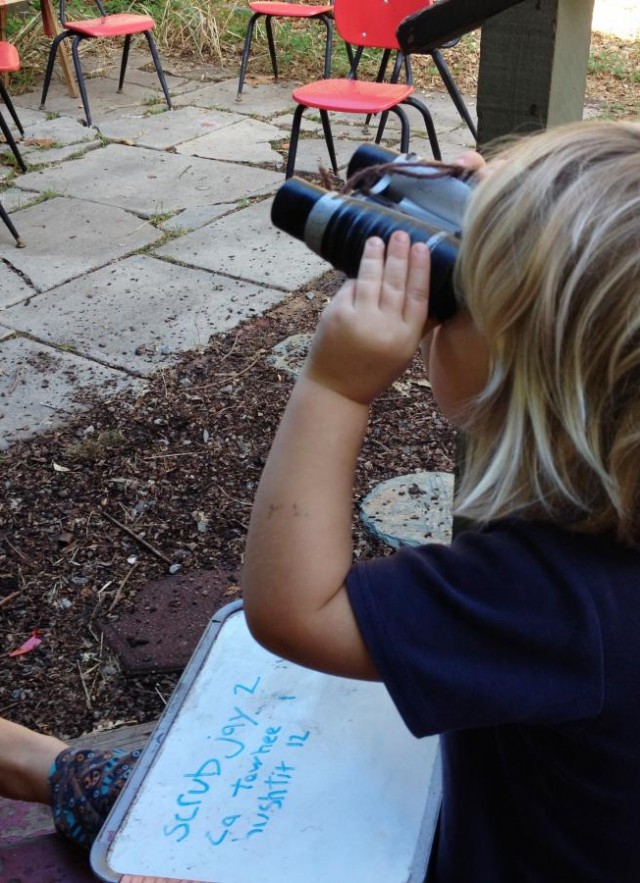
0, 50, 475, 450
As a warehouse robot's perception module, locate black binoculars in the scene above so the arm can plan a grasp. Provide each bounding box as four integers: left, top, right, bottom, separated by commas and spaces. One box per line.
271, 144, 474, 321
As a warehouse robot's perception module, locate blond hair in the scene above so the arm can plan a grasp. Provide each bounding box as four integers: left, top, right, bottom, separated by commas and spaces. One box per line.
454, 120, 640, 546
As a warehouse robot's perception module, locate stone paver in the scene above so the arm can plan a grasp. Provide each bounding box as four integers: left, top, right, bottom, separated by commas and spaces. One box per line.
98, 106, 245, 150
1, 53, 476, 455
156, 198, 327, 291
267, 332, 313, 377
361, 472, 454, 548
176, 117, 285, 164
1, 255, 293, 375
178, 78, 298, 116
0, 336, 137, 449
0, 262, 34, 308
0, 197, 161, 292
14, 144, 283, 218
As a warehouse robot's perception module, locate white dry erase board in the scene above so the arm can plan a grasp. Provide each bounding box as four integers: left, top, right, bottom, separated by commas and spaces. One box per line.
91, 601, 442, 883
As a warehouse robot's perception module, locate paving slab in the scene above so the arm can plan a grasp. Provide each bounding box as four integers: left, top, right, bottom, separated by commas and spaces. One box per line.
1, 254, 295, 375
22, 140, 102, 167
291, 134, 372, 176
98, 105, 245, 150
100, 568, 239, 673
160, 203, 231, 233
0, 197, 161, 292
21, 115, 99, 149
178, 78, 298, 117
14, 144, 283, 218
0, 261, 35, 308
156, 197, 328, 291
0, 336, 138, 449
361, 471, 454, 548
267, 331, 312, 377
0, 185, 43, 214
176, 117, 285, 164
16, 75, 169, 123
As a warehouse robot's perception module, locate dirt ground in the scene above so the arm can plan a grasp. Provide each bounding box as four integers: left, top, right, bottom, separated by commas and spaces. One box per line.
0, 272, 456, 740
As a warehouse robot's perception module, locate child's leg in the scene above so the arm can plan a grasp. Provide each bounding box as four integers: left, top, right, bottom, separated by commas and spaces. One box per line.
0, 717, 67, 803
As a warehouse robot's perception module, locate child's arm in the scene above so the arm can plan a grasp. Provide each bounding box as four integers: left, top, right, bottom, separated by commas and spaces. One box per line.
241, 231, 432, 680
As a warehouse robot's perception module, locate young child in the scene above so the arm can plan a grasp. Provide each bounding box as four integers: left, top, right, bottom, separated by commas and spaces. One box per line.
241, 120, 640, 882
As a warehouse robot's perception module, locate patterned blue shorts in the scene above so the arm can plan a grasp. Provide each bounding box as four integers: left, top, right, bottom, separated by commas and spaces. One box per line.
48, 746, 141, 849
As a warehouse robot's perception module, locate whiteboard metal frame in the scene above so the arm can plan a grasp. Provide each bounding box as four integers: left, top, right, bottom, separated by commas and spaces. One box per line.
91, 600, 244, 882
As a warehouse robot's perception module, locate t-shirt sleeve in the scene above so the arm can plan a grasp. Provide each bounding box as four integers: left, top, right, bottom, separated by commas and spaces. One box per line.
346, 522, 604, 737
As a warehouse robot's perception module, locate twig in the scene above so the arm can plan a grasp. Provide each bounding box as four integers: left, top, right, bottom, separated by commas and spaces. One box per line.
108, 562, 139, 613
102, 511, 172, 565
0, 590, 20, 608
4, 538, 26, 560
220, 330, 241, 362
77, 661, 93, 711
143, 452, 202, 460
217, 351, 266, 380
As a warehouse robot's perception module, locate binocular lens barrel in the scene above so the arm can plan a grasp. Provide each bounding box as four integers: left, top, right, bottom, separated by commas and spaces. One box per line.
272, 178, 458, 321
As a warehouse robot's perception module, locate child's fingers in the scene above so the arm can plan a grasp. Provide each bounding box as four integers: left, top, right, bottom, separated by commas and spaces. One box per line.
354, 236, 386, 305
402, 241, 430, 327
379, 231, 412, 311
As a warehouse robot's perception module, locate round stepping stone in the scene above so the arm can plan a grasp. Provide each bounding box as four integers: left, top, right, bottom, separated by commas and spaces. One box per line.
360, 471, 454, 549
267, 332, 312, 377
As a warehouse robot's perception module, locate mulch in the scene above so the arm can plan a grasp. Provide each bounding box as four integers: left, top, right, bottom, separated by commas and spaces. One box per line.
0, 270, 456, 740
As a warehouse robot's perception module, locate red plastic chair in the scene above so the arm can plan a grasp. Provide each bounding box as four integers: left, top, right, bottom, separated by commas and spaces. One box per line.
0, 42, 26, 174
237, 1, 334, 99
285, 0, 461, 178
40, 0, 172, 127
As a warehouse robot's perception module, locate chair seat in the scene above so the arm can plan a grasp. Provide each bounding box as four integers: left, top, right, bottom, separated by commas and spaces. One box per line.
65, 13, 155, 38
293, 78, 414, 113
249, 2, 332, 17
0, 42, 20, 73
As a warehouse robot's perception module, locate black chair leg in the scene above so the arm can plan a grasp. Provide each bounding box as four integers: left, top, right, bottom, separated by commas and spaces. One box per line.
265, 16, 278, 80
319, 108, 338, 175
70, 35, 93, 126
285, 103, 306, 178
430, 48, 477, 141
144, 31, 172, 109
118, 34, 132, 93
0, 200, 24, 247
0, 109, 26, 172
404, 96, 441, 160
390, 105, 410, 153
0, 81, 24, 136
319, 13, 333, 79
40, 32, 69, 109
237, 12, 260, 98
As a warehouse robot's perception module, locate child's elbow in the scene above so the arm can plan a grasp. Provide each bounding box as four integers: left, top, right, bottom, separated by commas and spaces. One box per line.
243, 600, 279, 653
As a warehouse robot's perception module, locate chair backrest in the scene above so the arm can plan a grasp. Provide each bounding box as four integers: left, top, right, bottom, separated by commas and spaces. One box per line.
333, 0, 434, 51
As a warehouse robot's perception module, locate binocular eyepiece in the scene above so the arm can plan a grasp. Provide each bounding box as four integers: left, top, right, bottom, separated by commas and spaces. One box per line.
271, 144, 473, 321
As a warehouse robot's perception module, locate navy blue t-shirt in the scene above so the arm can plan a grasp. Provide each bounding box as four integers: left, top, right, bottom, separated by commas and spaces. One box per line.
346, 520, 640, 882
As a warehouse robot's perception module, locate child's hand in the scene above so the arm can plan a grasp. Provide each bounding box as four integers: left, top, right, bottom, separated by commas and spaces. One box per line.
303, 231, 433, 406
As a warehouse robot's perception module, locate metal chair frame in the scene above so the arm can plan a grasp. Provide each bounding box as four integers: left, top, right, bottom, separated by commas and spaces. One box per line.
237, 1, 334, 99
285, 0, 447, 178
40, 0, 172, 127
0, 42, 26, 173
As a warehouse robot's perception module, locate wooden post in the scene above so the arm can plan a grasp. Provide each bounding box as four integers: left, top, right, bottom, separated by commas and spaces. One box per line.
476, 0, 595, 146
